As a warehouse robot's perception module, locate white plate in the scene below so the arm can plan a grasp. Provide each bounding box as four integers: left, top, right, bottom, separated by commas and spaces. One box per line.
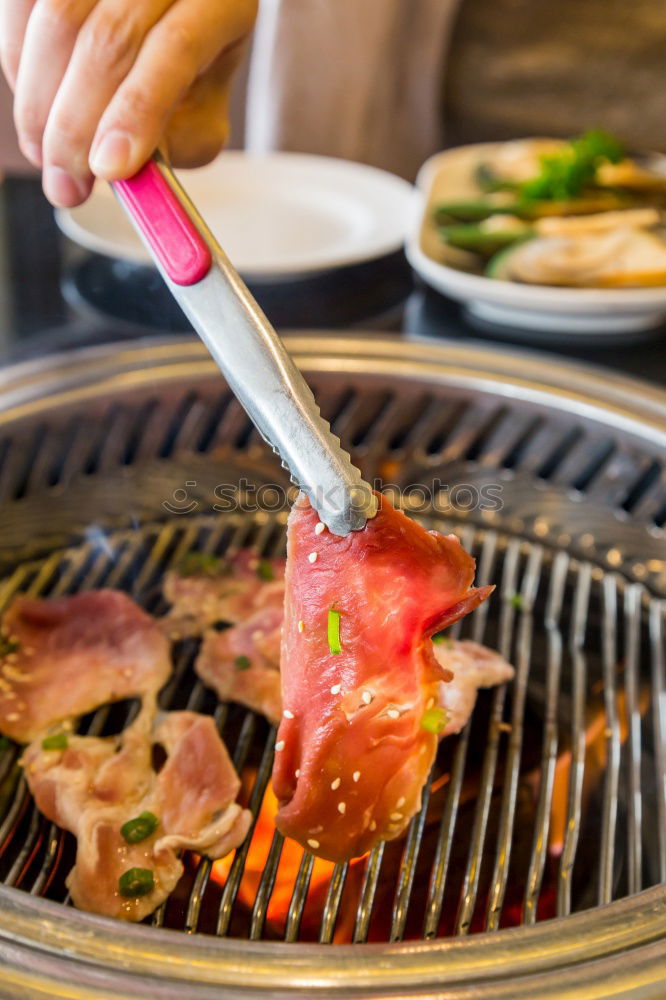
56, 152, 414, 280
406, 144, 666, 338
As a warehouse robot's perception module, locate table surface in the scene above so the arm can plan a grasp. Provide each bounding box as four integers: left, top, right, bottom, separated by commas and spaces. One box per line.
0, 175, 664, 388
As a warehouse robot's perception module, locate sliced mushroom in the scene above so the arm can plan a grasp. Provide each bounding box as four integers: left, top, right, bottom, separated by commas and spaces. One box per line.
489, 228, 666, 288
536, 208, 661, 237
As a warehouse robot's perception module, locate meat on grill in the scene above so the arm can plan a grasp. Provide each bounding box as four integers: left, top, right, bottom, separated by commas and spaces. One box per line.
272, 492, 494, 863
433, 639, 514, 735
0, 591, 171, 743
23, 706, 251, 920
0, 587, 252, 921
195, 600, 283, 725
3, 532, 509, 918
162, 551, 285, 638
193, 600, 513, 736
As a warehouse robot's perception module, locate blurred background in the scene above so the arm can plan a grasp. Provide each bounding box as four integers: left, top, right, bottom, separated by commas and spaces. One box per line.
2, 0, 664, 176
0, 0, 664, 374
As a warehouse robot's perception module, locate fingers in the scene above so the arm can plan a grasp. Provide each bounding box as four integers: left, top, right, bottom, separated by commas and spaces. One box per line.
89, 0, 257, 180
0, 0, 36, 88
13, 0, 95, 168
4, 0, 256, 207
40, 0, 175, 201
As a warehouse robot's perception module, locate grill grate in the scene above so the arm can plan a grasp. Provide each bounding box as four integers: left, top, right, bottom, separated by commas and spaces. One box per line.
0, 510, 663, 944
0, 367, 664, 597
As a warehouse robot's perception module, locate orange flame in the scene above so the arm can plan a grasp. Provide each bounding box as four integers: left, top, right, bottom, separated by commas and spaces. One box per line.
211, 780, 338, 932
547, 685, 650, 855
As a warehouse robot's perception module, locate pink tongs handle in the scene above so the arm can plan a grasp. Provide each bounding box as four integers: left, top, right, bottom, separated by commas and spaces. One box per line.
113, 157, 211, 286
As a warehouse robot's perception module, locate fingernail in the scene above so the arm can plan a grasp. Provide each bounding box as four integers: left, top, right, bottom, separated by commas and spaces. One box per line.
89, 130, 133, 178
42, 167, 90, 208
21, 141, 43, 168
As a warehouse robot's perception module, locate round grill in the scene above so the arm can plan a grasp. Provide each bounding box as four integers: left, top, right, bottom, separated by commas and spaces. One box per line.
0, 335, 664, 998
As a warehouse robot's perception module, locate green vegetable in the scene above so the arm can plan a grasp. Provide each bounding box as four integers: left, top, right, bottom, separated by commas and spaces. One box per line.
41, 733, 68, 751
519, 129, 624, 204
436, 193, 629, 232
177, 552, 225, 577
485, 241, 534, 281
573, 128, 625, 165
439, 222, 532, 257
0, 636, 19, 657
475, 161, 512, 193
509, 593, 525, 610
327, 609, 342, 655
118, 867, 155, 898
234, 655, 252, 670
256, 560, 275, 581
0, 736, 10, 752
420, 707, 449, 735
120, 811, 159, 844
523, 192, 632, 217
434, 197, 518, 224
432, 634, 454, 648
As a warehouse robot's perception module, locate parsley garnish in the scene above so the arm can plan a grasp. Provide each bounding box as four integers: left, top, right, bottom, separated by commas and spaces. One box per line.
177, 552, 226, 577
519, 129, 624, 204
0, 636, 19, 657
42, 732, 68, 751
256, 560, 275, 581
432, 634, 454, 648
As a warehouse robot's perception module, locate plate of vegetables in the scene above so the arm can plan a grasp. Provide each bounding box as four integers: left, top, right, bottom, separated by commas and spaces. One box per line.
406, 131, 666, 338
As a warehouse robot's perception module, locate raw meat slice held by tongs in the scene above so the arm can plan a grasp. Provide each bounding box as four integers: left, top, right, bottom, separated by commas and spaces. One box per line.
113, 153, 377, 537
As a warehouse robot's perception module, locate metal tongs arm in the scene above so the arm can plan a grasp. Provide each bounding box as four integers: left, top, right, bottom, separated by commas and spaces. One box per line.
112, 154, 377, 536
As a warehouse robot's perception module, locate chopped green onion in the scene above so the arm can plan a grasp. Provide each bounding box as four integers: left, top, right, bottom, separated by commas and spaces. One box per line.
234, 655, 251, 670
509, 593, 524, 611
256, 560, 274, 581
0, 636, 19, 657
41, 732, 68, 751
420, 707, 449, 735
519, 129, 624, 203
0, 736, 10, 752
432, 633, 453, 647
327, 609, 342, 655
178, 552, 225, 577
118, 867, 155, 898
120, 811, 159, 844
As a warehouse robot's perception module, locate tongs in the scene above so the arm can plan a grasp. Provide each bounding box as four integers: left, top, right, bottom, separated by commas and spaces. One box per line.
112, 153, 377, 536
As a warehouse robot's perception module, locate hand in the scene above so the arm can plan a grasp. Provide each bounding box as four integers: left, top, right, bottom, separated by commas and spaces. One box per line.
0, 0, 257, 206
